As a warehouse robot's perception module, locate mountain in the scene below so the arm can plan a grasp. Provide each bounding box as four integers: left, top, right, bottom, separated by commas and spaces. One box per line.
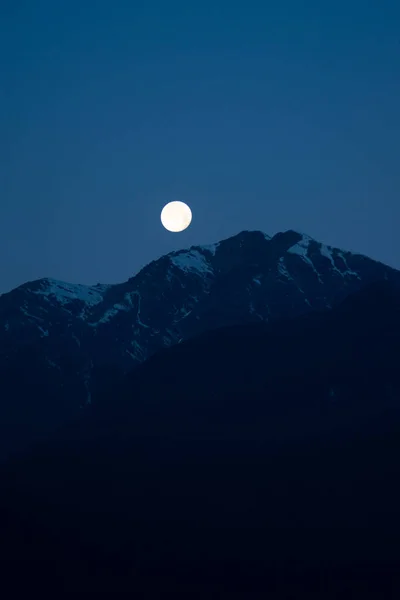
0, 229, 399, 457
1, 280, 400, 596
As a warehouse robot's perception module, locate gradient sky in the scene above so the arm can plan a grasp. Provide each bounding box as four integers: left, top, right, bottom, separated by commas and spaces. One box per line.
1, 0, 399, 293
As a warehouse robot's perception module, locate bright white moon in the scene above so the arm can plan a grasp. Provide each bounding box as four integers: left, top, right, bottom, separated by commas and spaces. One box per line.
160, 201, 192, 232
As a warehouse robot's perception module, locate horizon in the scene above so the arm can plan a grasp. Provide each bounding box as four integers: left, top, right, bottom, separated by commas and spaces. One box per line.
2, 226, 396, 295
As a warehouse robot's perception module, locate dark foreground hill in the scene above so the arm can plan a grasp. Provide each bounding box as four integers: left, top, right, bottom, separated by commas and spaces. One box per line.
1, 280, 400, 597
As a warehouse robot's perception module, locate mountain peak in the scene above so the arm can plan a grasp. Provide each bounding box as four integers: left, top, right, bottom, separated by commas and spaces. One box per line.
0, 228, 400, 456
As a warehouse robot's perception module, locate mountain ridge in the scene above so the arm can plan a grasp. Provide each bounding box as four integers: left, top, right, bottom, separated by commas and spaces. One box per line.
0, 228, 399, 457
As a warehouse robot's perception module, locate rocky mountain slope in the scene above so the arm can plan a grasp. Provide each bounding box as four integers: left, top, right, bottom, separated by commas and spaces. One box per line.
1, 279, 400, 596
0, 228, 399, 457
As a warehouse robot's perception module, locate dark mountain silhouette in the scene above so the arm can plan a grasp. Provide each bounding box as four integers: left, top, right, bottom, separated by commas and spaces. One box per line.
1, 279, 400, 597
1, 229, 400, 458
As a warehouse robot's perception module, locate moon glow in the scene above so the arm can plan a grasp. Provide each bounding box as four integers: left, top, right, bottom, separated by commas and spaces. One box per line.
161, 201, 192, 232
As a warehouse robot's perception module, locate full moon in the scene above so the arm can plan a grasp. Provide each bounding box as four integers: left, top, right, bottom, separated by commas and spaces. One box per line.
160, 201, 192, 232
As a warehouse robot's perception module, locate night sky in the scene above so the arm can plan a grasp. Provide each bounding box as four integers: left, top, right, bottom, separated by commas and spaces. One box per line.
2, 0, 399, 294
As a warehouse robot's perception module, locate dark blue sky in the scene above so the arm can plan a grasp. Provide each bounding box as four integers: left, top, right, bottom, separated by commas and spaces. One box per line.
2, 0, 399, 293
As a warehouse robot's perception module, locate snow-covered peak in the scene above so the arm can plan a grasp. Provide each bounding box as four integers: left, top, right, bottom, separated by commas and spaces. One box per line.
31, 278, 108, 306
287, 233, 313, 258
170, 249, 214, 276
199, 241, 220, 256
286, 233, 322, 281
286, 233, 361, 281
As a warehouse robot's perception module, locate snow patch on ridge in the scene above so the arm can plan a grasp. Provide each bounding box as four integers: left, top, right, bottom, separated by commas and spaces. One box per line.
20, 306, 45, 322
128, 291, 150, 329
170, 250, 214, 275
337, 252, 362, 279
319, 245, 361, 279
201, 242, 220, 256
319, 244, 344, 276
277, 257, 292, 281
90, 291, 151, 328
32, 279, 107, 306
287, 234, 312, 259
287, 235, 323, 283
95, 303, 129, 325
